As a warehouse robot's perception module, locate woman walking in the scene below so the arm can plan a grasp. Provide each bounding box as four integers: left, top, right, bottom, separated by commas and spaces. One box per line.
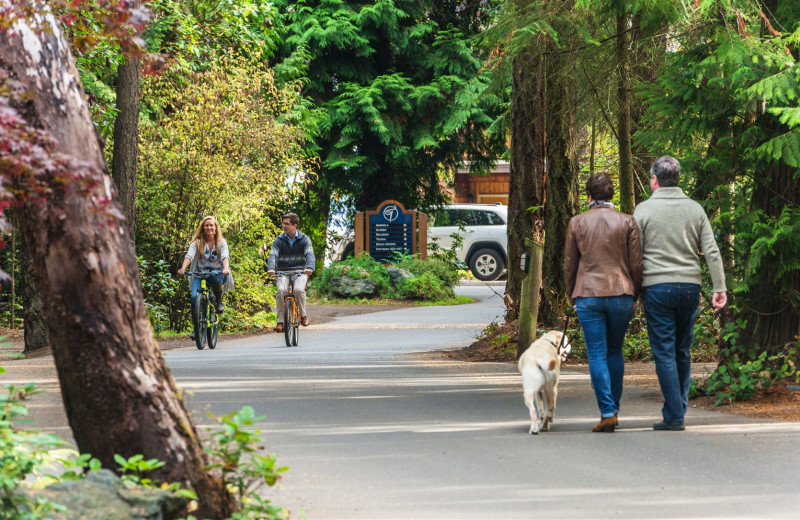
564, 175, 642, 432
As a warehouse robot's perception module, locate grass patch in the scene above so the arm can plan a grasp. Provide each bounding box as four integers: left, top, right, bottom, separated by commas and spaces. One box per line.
413, 295, 475, 306
309, 296, 403, 306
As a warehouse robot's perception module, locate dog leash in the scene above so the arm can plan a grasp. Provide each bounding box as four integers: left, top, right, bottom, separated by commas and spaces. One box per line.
559, 307, 579, 350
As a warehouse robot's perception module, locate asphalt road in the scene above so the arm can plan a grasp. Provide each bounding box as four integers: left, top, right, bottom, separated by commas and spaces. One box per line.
4, 283, 800, 519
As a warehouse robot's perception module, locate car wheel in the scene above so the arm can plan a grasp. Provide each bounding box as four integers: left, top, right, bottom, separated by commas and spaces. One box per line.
469, 248, 505, 281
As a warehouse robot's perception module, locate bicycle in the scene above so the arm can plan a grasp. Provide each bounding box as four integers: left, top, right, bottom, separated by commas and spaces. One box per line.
273, 271, 304, 347
182, 269, 222, 350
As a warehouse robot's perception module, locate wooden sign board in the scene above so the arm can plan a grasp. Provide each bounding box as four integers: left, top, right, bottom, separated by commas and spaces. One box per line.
354, 200, 427, 262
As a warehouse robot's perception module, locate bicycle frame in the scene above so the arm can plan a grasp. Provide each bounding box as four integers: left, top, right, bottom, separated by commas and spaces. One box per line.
184, 269, 222, 350
275, 271, 303, 347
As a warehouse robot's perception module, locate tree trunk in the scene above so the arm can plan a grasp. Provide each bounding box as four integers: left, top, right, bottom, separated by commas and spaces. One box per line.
111, 54, 142, 241
539, 33, 580, 327
0, 11, 233, 518
506, 49, 546, 321
7, 213, 49, 353
630, 13, 661, 205
18, 228, 50, 353
616, 12, 635, 214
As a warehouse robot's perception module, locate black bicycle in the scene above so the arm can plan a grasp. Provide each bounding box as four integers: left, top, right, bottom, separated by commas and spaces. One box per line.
273, 271, 304, 347
183, 269, 221, 350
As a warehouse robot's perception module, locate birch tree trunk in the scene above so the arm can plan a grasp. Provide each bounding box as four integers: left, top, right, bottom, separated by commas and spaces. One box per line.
0, 8, 233, 518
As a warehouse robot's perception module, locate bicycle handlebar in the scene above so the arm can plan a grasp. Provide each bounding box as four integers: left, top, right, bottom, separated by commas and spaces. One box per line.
272, 270, 306, 278
181, 269, 223, 278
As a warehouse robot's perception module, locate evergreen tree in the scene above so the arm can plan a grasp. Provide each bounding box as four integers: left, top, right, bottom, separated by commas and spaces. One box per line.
274, 0, 505, 231
637, 0, 800, 359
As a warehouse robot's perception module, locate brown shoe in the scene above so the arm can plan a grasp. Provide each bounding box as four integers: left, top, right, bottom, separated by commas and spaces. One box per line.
301, 316, 310, 326
274, 323, 285, 332
592, 417, 617, 433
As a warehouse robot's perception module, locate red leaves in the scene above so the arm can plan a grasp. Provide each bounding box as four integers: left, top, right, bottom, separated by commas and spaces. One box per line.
0, 92, 110, 221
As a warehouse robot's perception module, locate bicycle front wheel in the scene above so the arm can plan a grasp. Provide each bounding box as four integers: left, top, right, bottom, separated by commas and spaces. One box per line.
284, 299, 295, 347
207, 306, 218, 349
194, 292, 207, 350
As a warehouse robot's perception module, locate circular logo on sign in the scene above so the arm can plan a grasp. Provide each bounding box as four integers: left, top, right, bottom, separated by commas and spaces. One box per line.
382, 205, 399, 223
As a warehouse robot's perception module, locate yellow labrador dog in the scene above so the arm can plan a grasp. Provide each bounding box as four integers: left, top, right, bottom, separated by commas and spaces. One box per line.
518, 330, 572, 434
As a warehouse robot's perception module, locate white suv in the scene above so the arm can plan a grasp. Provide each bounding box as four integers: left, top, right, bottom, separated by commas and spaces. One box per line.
427, 203, 507, 281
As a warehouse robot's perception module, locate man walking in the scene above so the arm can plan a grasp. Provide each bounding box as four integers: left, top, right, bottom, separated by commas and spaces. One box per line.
633, 156, 727, 431
267, 213, 315, 332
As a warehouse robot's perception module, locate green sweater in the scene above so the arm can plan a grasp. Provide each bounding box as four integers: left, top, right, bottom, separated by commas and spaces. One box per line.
633, 187, 726, 292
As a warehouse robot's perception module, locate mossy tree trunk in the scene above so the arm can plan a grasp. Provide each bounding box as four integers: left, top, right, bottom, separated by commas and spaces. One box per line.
507, 48, 546, 321
539, 28, 580, 327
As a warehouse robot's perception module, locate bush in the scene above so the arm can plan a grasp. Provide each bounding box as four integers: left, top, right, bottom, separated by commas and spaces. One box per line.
393, 255, 459, 288
0, 371, 289, 520
399, 272, 453, 301
311, 255, 391, 297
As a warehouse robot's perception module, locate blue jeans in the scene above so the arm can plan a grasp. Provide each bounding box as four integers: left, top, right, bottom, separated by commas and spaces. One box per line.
642, 283, 700, 424
576, 296, 634, 418
190, 274, 227, 301
190, 274, 227, 325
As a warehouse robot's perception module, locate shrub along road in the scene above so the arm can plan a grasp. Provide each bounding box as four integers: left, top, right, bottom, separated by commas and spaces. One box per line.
3, 283, 800, 518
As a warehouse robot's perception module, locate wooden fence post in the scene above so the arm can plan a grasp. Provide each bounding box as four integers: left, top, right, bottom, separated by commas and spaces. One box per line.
516, 239, 543, 359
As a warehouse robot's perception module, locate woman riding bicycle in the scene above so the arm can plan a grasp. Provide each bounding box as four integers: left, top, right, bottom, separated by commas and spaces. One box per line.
178, 216, 234, 339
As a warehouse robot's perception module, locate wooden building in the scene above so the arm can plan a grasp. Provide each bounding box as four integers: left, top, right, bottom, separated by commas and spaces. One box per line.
453, 161, 509, 205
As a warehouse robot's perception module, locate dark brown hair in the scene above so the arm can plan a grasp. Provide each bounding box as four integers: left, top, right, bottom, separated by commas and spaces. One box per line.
282, 212, 300, 226
585, 174, 614, 201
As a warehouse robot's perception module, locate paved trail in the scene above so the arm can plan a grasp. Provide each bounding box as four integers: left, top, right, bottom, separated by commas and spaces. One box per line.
4, 283, 800, 519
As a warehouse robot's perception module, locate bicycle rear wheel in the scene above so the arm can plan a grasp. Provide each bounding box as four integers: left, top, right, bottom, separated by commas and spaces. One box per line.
207, 305, 218, 349
291, 302, 299, 346
284, 299, 295, 347
194, 292, 207, 350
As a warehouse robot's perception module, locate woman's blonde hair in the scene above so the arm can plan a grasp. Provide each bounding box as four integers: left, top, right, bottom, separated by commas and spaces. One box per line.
189, 216, 225, 251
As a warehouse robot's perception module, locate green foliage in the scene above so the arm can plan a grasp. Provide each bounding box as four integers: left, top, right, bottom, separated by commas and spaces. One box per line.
393, 255, 460, 289
398, 271, 454, 301
636, 2, 800, 356
136, 55, 310, 332
0, 375, 66, 519
311, 255, 391, 297
274, 0, 506, 212
739, 206, 800, 299
426, 221, 467, 272
138, 257, 180, 332
1, 372, 289, 519
204, 406, 288, 519
312, 252, 462, 302
699, 317, 800, 405
147, 0, 281, 70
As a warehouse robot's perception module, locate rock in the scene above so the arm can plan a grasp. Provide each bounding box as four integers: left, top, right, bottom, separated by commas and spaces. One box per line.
386, 267, 413, 288
330, 276, 378, 298
17, 469, 187, 520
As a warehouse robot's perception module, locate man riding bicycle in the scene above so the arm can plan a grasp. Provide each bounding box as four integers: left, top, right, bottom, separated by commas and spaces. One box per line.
266, 213, 315, 332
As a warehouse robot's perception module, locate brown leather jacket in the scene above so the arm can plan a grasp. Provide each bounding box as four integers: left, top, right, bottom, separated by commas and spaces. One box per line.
563, 205, 643, 304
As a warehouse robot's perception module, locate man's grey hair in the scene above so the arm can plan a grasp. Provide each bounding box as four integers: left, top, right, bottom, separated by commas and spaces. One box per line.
650, 156, 681, 187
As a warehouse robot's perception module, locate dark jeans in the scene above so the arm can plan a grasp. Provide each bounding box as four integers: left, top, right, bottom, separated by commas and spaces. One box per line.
575, 295, 634, 418
642, 283, 701, 424
190, 274, 227, 329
